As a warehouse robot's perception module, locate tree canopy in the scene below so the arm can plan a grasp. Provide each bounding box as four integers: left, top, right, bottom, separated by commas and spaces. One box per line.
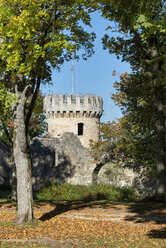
0, 0, 98, 224
0, 88, 47, 145
97, 0, 166, 201
99, 0, 166, 75
112, 72, 156, 172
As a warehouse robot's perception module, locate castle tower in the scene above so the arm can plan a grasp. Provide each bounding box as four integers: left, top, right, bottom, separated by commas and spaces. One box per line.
43, 94, 103, 147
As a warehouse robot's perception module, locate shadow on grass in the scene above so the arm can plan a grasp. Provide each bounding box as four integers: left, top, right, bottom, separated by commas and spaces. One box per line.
39, 196, 166, 242
122, 198, 166, 239
39, 202, 74, 221
37, 187, 140, 221
38, 192, 141, 222
124, 199, 166, 224
38, 197, 120, 221
147, 227, 166, 239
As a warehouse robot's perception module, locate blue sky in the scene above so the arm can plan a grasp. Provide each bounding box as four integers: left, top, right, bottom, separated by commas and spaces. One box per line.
41, 12, 131, 123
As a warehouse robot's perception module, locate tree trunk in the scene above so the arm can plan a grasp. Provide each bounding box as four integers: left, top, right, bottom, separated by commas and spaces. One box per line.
13, 97, 33, 224
155, 85, 166, 201
151, 40, 166, 202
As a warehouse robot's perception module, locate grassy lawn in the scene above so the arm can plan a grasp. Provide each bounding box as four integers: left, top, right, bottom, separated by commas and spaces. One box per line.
0, 184, 165, 248
34, 183, 140, 202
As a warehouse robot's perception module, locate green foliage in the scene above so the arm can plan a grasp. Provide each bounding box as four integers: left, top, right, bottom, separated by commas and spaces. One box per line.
0, 82, 14, 144
26, 91, 47, 142
89, 121, 118, 162
91, 1, 165, 174
0, 0, 99, 143
0, 91, 47, 145
0, 0, 100, 223
97, 1, 166, 198
0, 0, 97, 79
0, 0, 98, 142
0, 0, 99, 134
90, 72, 157, 174
100, 0, 166, 71
112, 72, 157, 171
35, 183, 139, 202
0, 83, 15, 112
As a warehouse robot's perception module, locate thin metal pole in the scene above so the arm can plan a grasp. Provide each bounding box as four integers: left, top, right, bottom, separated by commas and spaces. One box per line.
72, 52, 74, 95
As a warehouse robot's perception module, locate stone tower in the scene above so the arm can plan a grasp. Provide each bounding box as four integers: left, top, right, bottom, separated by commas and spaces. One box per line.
43, 94, 103, 147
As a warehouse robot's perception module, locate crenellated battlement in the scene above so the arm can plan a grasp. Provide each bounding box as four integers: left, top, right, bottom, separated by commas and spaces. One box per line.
43, 94, 103, 147
44, 94, 103, 119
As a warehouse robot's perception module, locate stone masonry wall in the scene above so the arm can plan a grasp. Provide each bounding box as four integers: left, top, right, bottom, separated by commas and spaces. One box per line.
46, 117, 100, 147
97, 162, 155, 195
31, 133, 96, 190
43, 94, 103, 147
0, 135, 155, 195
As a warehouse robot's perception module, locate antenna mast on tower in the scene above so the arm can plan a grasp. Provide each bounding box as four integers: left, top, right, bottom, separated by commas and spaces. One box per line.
72, 52, 75, 95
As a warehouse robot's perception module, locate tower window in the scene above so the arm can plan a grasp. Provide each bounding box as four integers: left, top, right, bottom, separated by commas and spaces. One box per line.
78, 123, 84, 136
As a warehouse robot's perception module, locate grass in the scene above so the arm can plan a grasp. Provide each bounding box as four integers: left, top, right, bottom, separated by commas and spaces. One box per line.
77, 235, 166, 248
0, 242, 47, 248
0, 183, 149, 203
34, 183, 139, 202
0, 234, 165, 248
0, 184, 165, 248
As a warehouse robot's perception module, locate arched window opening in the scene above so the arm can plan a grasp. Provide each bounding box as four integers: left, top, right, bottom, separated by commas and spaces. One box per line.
78, 123, 84, 136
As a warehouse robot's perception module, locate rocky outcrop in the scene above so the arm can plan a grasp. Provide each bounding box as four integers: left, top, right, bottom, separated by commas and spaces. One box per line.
0, 134, 95, 190
97, 161, 155, 195
0, 135, 155, 195
31, 133, 96, 190
0, 142, 12, 185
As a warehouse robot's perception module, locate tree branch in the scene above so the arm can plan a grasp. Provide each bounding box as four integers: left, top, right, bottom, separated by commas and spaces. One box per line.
132, 30, 151, 61
25, 77, 41, 135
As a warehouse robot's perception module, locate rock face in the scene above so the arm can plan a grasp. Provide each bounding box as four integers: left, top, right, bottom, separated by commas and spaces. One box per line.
0, 135, 155, 195
97, 162, 155, 195
0, 142, 12, 185
0, 134, 95, 190
31, 133, 96, 190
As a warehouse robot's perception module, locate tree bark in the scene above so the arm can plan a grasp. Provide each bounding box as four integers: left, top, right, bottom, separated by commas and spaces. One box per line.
13, 95, 33, 224
151, 40, 166, 202
155, 84, 166, 201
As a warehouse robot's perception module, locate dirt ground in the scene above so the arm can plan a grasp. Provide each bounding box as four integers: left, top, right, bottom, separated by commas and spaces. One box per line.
0, 201, 166, 247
